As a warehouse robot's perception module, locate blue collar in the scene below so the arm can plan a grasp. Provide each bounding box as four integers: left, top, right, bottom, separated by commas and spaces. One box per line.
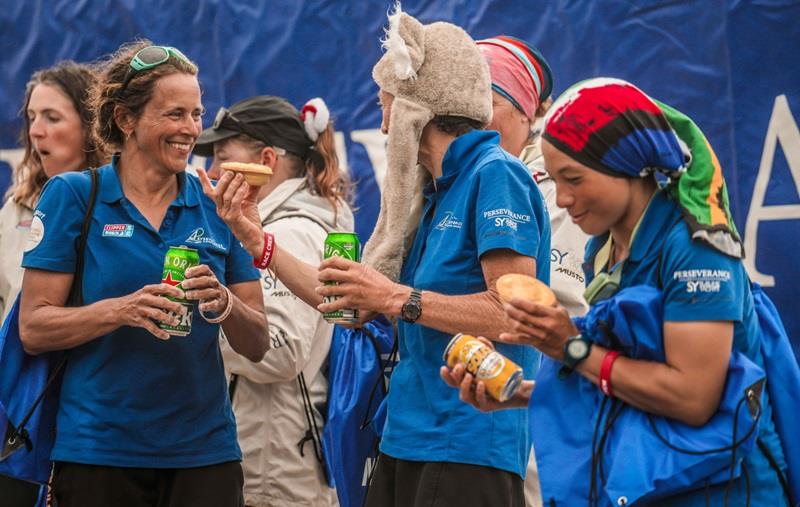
99, 155, 199, 208
431, 130, 501, 193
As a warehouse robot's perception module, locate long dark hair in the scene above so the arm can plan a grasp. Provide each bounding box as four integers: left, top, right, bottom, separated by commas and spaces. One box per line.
11, 60, 107, 206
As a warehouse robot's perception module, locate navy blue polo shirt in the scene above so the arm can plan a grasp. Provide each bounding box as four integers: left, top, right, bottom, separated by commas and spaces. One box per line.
582, 189, 786, 479
380, 130, 551, 477
22, 159, 259, 467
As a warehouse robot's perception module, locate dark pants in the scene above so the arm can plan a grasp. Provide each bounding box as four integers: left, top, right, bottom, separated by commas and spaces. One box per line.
365, 453, 525, 507
0, 473, 41, 507
51, 461, 244, 507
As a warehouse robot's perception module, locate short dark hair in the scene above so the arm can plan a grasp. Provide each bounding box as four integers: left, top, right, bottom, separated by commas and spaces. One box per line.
431, 115, 484, 136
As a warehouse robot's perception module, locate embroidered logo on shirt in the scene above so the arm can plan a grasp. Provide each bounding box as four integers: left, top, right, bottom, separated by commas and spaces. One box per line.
185, 227, 225, 249
435, 212, 463, 230
102, 224, 134, 238
483, 208, 531, 231
673, 269, 731, 293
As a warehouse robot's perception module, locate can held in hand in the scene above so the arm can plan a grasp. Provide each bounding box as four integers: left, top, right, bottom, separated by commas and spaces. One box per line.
159, 246, 199, 336
323, 232, 361, 324
443, 333, 524, 402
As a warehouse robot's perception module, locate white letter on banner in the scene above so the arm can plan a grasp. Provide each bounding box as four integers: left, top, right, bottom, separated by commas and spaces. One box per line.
0, 148, 24, 174
744, 95, 800, 286
350, 129, 388, 191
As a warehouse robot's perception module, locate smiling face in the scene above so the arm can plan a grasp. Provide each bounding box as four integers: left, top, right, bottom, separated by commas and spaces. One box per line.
542, 139, 635, 236
126, 73, 203, 174
27, 83, 87, 178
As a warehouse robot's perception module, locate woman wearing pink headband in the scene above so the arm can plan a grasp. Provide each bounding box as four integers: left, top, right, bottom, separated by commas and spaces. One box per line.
478, 35, 590, 507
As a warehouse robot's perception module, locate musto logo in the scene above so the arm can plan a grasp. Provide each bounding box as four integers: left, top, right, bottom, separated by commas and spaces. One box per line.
673, 269, 731, 293
483, 208, 530, 231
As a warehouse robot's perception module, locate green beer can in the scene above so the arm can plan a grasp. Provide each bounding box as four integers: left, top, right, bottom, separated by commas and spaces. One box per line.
323, 232, 361, 324
159, 245, 200, 336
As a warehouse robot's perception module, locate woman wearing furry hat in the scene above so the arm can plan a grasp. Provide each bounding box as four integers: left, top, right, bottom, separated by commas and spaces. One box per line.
201, 5, 551, 506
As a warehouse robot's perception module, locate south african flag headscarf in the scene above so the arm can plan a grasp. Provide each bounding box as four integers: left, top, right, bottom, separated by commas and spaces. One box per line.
542, 78, 743, 259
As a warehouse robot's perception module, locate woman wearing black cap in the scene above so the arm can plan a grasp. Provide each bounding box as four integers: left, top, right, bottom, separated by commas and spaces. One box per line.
195, 95, 350, 507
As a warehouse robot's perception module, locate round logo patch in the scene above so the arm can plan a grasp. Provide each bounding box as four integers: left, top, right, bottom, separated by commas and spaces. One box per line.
24, 216, 44, 252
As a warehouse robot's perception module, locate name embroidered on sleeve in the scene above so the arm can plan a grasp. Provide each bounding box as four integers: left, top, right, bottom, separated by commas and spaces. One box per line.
483, 208, 531, 231
673, 269, 732, 293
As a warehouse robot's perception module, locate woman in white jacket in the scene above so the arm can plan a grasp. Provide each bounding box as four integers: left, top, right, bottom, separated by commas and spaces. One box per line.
193, 96, 351, 507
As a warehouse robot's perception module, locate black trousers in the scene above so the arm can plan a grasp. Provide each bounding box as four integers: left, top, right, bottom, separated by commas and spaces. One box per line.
365, 453, 525, 507
51, 461, 244, 507
0, 473, 41, 507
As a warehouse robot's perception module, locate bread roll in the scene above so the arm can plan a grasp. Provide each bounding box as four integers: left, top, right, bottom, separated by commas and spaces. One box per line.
220, 162, 273, 186
496, 273, 557, 306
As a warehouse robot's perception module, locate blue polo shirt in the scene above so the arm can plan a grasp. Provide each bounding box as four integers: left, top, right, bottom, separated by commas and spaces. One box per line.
582, 189, 786, 500
21, 160, 259, 467
380, 130, 551, 477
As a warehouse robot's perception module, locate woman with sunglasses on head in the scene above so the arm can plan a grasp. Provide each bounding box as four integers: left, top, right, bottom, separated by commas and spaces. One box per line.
443, 78, 791, 505
193, 95, 349, 507
18, 41, 269, 507
0, 60, 109, 507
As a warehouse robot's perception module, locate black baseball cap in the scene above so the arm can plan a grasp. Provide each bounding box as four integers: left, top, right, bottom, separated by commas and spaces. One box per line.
193, 95, 312, 158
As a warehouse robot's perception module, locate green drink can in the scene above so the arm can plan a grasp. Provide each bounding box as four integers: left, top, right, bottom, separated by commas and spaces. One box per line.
159, 245, 200, 336
323, 232, 361, 324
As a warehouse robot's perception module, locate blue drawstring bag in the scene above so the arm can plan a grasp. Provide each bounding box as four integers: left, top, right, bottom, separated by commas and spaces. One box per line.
321, 316, 396, 507
751, 283, 800, 503
532, 285, 766, 506
0, 296, 63, 486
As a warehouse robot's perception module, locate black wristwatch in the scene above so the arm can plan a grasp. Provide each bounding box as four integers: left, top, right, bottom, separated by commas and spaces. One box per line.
558, 334, 592, 379
400, 289, 423, 323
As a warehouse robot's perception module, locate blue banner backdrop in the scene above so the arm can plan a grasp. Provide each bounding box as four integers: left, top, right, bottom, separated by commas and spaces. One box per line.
1, 0, 798, 358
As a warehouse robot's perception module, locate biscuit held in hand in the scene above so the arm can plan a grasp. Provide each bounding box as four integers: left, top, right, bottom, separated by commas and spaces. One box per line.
496, 273, 557, 306
220, 162, 273, 187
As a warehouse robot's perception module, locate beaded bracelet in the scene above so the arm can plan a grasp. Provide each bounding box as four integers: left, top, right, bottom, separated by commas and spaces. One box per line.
200, 286, 233, 324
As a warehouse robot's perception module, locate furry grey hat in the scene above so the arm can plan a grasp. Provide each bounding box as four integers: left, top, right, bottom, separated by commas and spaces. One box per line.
362, 3, 492, 281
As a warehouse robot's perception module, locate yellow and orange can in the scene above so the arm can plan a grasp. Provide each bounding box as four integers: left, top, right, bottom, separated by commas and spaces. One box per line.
443, 333, 524, 402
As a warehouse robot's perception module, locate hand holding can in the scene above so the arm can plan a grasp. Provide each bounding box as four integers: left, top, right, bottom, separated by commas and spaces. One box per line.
443, 333, 524, 402
159, 246, 199, 336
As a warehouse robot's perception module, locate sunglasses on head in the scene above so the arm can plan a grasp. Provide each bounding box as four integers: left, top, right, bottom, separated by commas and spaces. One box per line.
212, 107, 271, 145
120, 45, 195, 93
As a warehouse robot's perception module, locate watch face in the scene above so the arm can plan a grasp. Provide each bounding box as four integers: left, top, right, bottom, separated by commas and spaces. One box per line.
567, 339, 589, 359
403, 303, 421, 321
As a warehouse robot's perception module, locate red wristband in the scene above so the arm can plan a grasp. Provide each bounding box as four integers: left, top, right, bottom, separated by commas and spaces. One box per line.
599, 350, 621, 397
254, 232, 276, 269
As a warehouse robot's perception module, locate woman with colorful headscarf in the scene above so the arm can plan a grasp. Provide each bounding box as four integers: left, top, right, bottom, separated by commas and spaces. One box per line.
443, 78, 791, 505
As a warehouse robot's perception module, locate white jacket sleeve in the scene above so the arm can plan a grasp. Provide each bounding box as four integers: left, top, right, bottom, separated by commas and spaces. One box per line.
221, 217, 332, 384
537, 178, 590, 317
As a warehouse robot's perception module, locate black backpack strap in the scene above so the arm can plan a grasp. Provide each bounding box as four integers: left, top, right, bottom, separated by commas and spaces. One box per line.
66, 169, 100, 307
6, 169, 99, 452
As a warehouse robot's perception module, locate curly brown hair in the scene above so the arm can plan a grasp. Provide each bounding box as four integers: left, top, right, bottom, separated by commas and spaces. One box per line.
10, 61, 108, 207
89, 39, 198, 154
